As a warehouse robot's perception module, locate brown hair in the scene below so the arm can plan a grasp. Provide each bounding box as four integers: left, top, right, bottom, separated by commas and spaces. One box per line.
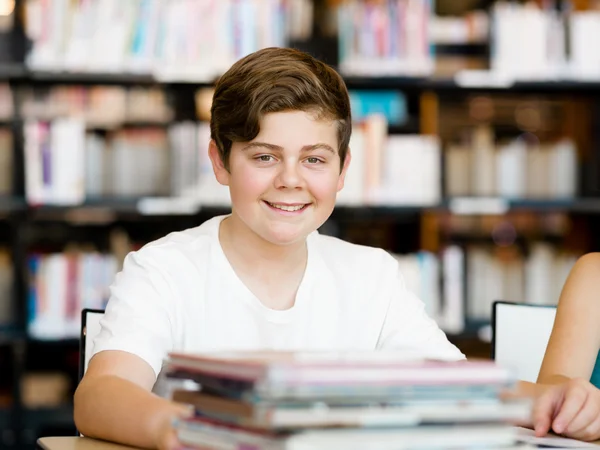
210, 47, 352, 171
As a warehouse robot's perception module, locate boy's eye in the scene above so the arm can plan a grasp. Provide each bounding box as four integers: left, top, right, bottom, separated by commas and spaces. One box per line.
306, 157, 322, 164
257, 155, 274, 162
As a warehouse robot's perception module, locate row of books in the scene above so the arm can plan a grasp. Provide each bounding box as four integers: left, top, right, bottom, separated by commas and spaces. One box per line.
341, 116, 441, 206
26, 251, 118, 340
165, 351, 530, 449
337, 0, 600, 81
23, 120, 231, 205
18, 118, 585, 207
25, 117, 440, 207
22, 241, 577, 339
2, 83, 411, 126
337, 0, 433, 77
21, 85, 174, 126
21, 248, 436, 340
344, 116, 579, 207
18, 0, 600, 82
395, 243, 577, 334
465, 243, 578, 322
445, 127, 578, 199
25, 120, 167, 204
336, 0, 600, 80
168, 122, 232, 205
0, 249, 13, 328
24, 0, 312, 81
0, 84, 411, 127
489, 3, 600, 82
334, 3, 500, 77
394, 251, 447, 330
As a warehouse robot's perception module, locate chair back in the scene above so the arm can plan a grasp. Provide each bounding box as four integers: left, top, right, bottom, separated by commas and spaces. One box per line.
492, 301, 557, 383
79, 308, 106, 380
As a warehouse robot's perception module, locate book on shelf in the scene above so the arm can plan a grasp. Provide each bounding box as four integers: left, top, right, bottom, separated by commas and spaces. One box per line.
0, 128, 12, 197
441, 245, 465, 335
393, 251, 440, 321
0, 249, 14, 328
0, 83, 12, 120
168, 122, 230, 206
25, 118, 86, 206
429, 11, 488, 45
165, 350, 528, 449
349, 90, 408, 127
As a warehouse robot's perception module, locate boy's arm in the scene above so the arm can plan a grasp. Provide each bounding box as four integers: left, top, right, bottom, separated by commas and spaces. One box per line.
537, 253, 600, 383
376, 260, 465, 360
74, 351, 191, 450
519, 253, 600, 441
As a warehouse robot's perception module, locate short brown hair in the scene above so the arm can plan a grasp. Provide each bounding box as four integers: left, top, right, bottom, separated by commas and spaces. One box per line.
210, 47, 352, 171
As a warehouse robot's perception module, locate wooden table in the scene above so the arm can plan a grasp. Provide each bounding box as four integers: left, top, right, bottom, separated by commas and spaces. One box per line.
37, 434, 600, 450
37, 437, 140, 450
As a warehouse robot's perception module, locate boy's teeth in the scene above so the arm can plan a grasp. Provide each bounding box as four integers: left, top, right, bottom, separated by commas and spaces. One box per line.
270, 203, 305, 212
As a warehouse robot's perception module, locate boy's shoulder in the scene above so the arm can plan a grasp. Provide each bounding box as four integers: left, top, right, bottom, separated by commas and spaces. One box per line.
311, 232, 397, 274
133, 215, 223, 262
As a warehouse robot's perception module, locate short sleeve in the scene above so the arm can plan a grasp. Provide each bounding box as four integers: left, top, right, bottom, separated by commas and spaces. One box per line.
377, 261, 466, 361
92, 248, 177, 378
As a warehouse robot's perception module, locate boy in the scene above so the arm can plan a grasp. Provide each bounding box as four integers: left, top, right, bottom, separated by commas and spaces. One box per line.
73, 47, 464, 450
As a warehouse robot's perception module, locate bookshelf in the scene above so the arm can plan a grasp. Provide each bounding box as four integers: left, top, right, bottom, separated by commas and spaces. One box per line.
1, 0, 600, 447
5, 70, 600, 449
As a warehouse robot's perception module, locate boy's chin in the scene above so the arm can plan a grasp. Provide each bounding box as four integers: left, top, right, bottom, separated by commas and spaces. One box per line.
260, 230, 309, 247
259, 217, 328, 246
254, 223, 311, 246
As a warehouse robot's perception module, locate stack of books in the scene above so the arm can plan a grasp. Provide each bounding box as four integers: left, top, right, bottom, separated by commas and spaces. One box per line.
165, 351, 530, 449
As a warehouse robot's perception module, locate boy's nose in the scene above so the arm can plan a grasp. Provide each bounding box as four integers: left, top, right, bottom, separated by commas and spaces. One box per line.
276, 161, 304, 189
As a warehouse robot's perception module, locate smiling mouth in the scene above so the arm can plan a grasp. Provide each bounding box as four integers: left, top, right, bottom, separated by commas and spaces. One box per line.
264, 201, 310, 212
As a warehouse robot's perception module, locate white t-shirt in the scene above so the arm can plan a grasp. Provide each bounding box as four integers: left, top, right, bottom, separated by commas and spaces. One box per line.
93, 215, 465, 379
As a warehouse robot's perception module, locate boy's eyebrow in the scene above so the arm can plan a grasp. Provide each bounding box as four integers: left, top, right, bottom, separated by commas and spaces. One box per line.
242, 142, 336, 153
241, 142, 282, 152
301, 143, 336, 154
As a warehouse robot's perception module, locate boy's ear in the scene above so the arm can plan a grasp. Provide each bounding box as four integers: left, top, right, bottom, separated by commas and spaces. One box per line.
208, 139, 230, 186
337, 148, 352, 192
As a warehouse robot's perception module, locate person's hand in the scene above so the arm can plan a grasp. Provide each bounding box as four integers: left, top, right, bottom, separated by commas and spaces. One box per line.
153, 403, 194, 450
532, 378, 600, 441
152, 415, 181, 450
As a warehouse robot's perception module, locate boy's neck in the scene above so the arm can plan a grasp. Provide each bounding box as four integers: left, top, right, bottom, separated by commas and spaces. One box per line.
218, 214, 308, 275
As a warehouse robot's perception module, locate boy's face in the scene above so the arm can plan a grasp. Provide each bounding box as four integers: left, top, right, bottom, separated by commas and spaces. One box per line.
210, 110, 350, 246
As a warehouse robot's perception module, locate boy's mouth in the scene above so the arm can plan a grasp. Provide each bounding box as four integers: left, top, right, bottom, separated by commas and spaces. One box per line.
264, 201, 310, 212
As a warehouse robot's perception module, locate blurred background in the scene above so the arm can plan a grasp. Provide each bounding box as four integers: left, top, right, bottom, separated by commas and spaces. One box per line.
1, 0, 600, 447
